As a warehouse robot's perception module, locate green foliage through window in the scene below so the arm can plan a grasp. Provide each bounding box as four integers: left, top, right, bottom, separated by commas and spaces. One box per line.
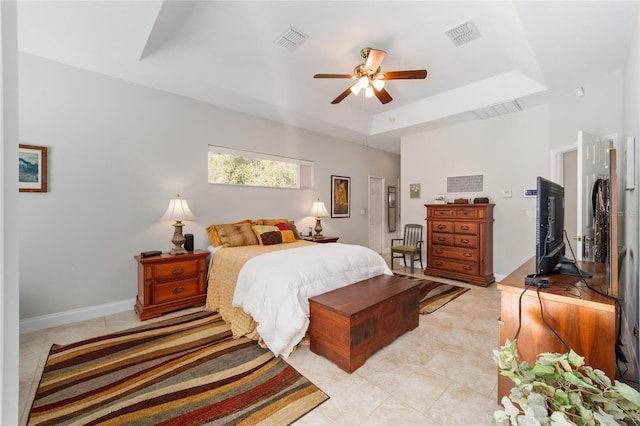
208, 146, 312, 189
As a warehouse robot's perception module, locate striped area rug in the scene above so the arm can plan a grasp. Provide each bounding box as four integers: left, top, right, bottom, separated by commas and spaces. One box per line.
28, 311, 328, 425
393, 273, 470, 314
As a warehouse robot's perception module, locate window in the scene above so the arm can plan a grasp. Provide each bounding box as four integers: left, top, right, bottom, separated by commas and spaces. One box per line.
208, 145, 313, 189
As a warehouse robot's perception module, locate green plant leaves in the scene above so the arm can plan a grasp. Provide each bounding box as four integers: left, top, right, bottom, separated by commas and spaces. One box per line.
493, 340, 640, 426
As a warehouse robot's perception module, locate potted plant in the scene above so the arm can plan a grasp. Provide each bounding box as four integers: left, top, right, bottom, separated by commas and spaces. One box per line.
494, 340, 640, 425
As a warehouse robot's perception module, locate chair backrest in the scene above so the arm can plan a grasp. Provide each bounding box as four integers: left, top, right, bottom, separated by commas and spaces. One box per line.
403, 224, 423, 247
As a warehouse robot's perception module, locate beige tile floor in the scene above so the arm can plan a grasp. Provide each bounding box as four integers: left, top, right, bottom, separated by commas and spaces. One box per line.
19, 259, 502, 425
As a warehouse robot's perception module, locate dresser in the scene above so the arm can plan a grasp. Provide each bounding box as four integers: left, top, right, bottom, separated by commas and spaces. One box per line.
424, 203, 495, 286
134, 250, 209, 320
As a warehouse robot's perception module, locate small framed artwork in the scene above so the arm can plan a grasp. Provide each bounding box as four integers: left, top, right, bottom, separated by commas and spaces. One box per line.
410, 183, 420, 199
331, 175, 350, 218
19, 144, 48, 193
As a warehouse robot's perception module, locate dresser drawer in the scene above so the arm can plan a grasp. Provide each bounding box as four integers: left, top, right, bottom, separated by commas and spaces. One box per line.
153, 278, 200, 304
454, 234, 478, 248
154, 259, 199, 281
429, 208, 455, 218
454, 222, 478, 235
431, 245, 478, 262
431, 221, 454, 233
428, 258, 478, 275
452, 208, 478, 219
432, 233, 453, 245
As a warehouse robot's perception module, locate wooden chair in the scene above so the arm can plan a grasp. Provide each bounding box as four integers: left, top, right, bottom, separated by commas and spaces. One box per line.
390, 224, 424, 274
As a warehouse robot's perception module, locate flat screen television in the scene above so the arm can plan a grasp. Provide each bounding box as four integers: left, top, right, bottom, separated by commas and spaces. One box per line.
532, 176, 591, 278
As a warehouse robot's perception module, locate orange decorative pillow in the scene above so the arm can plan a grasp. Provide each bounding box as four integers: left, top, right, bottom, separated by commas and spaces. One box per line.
215, 223, 258, 247
207, 219, 252, 247
252, 225, 283, 245
274, 222, 296, 243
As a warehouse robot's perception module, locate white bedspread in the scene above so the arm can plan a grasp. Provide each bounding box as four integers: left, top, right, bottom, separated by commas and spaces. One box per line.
232, 243, 392, 358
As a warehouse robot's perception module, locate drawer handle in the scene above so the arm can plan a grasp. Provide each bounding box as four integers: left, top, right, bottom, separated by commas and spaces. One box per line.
437, 224, 446, 230
463, 265, 473, 271
437, 237, 446, 242
460, 225, 470, 230
436, 249, 444, 254
463, 253, 472, 258
172, 268, 184, 275
460, 239, 470, 243
461, 211, 471, 216
435, 261, 443, 266
172, 286, 185, 294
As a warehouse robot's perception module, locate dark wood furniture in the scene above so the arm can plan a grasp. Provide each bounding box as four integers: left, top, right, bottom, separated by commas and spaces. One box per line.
134, 250, 209, 320
303, 236, 339, 243
308, 274, 420, 373
390, 224, 424, 274
497, 258, 616, 403
425, 203, 495, 286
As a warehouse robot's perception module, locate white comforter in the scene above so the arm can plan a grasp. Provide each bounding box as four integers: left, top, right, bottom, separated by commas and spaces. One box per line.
232, 243, 392, 358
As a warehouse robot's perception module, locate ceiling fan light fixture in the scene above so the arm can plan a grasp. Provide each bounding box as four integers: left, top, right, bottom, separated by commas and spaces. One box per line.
372, 79, 385, 90
350, 85, 362, 95
357, 76, 369, 89
365, 86, 374, 98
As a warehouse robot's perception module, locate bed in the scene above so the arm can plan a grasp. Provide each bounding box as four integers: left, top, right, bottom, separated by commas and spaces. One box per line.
204, 219, 391, 358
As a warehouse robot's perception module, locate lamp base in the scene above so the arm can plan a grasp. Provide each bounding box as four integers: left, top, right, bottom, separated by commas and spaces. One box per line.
170, 221, 187, 255
314, 217, 323, 238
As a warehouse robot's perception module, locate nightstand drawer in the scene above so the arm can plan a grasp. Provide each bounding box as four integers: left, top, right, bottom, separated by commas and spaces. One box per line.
154, 260, 199, 281
153, 278, 199, 304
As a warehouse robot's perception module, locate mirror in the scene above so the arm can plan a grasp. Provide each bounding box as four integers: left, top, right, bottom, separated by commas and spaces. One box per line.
388, 186, 396, 232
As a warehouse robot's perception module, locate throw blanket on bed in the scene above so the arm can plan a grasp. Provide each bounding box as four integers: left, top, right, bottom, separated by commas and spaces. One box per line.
232, 243, 392, 358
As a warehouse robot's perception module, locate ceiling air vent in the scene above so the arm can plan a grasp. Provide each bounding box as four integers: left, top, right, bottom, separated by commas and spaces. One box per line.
274, 26, 308, 51
445, 20, 481, 46
472, 100, 522, 120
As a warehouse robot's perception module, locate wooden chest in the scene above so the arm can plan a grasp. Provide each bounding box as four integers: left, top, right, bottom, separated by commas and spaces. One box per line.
425, 203, 495, 286
308, 274, 420, 373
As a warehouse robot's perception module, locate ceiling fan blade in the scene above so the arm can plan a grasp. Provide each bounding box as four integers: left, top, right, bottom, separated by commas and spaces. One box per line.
364, 49, 386, 72
314, 73, 355, 79
331, 86, 355, 104
379, 70, 428, 80
373, 86, 393, 104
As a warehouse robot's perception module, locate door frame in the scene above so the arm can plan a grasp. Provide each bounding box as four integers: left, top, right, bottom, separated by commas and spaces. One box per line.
368, 175, 385, 253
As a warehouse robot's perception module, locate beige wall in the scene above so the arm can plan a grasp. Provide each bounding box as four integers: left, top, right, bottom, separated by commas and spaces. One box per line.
18, 53, 400, 321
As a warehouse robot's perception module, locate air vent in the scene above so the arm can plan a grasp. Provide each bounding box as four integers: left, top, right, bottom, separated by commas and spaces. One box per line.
472, 100, 522, 120
445, 20, 481, 46
274, 26, 308, 51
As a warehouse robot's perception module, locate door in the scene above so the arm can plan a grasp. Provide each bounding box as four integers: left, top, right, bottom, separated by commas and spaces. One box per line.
576, 131, 611, 261
368, 176, 384, 253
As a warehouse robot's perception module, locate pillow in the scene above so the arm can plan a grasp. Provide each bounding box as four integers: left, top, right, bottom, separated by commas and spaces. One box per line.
207, 219, 252, 247
274, 222, 296, 243
252, 225, 283, 245
258, 218, 302, 240
215, 223, 259, 247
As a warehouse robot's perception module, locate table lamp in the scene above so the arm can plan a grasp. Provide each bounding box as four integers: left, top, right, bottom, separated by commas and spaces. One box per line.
160, 194, 195, 255
310, 199, 329, 238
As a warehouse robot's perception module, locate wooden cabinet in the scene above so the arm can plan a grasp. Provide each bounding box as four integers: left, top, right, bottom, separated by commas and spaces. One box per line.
497, 258, 616, 403
425, 203, 494, 286
309, 274, 420, 373
134, 250, 209, 320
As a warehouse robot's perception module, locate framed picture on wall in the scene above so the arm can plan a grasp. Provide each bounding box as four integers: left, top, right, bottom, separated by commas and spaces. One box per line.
19, 144, 48, 193
410, 183, 420, 199
331, 175, 350, 218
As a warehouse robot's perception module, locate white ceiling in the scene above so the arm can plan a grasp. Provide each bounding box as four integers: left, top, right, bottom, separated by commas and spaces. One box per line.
16, 1, 639, 154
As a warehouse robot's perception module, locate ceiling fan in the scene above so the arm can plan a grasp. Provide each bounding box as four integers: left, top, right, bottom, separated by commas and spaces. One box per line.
313, 47, 427, 105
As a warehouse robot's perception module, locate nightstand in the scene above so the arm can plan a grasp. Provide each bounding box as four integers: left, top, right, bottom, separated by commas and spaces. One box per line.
303, 236, 339, 243
134, 250, 209, 320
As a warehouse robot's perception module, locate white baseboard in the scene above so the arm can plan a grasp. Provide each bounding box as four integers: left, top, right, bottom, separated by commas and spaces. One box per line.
20, 298, 136, 334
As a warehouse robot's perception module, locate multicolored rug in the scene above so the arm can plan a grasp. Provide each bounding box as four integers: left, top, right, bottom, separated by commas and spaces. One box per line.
28, 311, 328, 425
394, 273, 471, 314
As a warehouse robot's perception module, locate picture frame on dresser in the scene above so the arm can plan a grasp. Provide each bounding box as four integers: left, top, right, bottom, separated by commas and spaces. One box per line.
331, 175, 350, 218
19, 144, 48, 193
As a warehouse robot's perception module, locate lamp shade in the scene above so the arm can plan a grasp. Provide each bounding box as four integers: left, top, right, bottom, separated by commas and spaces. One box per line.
310, 199, 329, 218
160, 194, 195, 222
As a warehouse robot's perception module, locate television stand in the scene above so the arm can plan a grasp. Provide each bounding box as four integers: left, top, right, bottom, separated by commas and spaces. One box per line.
554, 256, 593, 278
